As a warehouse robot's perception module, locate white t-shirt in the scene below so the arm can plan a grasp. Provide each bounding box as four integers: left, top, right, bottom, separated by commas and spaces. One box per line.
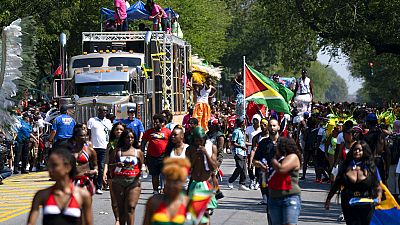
337, 132, 345, 145
318, 127, 326, 152
246, 126, 261, 153
87, 117, 113, 149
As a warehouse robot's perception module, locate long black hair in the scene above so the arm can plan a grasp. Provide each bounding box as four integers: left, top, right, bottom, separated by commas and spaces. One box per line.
50, 146, 77, 179
117, 128, 139, 149
276, 137, 302, 165
336, 140, 379, 197
109, 122, 126, 142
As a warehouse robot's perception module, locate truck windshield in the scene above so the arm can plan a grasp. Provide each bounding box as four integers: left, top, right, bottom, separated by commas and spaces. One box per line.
72, 58, 103, 68
108, 57, 141, 67
76, 82, 129, 97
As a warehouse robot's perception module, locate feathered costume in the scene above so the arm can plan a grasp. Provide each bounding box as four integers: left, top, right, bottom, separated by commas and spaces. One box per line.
0, 19, 23, 134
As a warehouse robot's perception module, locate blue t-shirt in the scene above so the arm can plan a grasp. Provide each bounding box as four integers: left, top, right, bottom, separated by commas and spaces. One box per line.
16, 119, 32, 143
119, 118, 144, 138
231, 127, 246, 156
52, 114, 76, 141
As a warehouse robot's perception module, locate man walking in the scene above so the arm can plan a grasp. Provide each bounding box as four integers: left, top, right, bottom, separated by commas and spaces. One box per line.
141, 114, 171, 194
246, 114, 261, 189
120, 107, 144, 142
87, 106, 113, 194
228, 117, 250, 191
186, 126, 218, 225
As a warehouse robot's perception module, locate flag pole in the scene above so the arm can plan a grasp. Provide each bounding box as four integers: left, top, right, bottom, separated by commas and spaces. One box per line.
243, 55, 246, 120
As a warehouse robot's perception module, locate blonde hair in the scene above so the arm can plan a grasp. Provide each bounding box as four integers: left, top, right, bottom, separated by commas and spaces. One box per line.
162, 157, 191, 182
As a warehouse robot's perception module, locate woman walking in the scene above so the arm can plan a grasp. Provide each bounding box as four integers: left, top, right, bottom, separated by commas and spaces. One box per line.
109, 128, 144, 225
27, 147, 93, 225
143, 157, 191, 225
104, 122, 126, 225
68, 125, 98, 195
268, 137, 302, 225
325, 140, 382, 225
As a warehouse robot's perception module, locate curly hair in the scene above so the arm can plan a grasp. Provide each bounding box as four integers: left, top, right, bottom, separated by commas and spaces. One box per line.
162, 157, 191, 182
276, 137, 302, 164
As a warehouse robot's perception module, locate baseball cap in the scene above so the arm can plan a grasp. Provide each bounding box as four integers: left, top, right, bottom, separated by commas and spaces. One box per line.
252, 114, 262, 123
366, 113, 378, 122
128, 108, 136, 113
303, 112, 310, 118
236, 117, 245, 125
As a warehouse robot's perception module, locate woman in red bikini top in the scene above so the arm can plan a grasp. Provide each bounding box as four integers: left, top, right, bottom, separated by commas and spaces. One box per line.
27, 147, 93, 225
68, 126, 98, 195
143, 158, 191, 225
109, 128, 144, 225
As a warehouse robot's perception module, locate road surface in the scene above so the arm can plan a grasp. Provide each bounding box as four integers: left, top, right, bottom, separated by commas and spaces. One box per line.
0, 156, 341, 225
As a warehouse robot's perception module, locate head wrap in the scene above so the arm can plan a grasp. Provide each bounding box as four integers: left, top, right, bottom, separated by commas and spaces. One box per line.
192, 126, 206, 139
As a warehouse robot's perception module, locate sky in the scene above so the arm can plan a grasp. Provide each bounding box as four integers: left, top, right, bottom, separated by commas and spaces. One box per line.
317, 50, 363, 95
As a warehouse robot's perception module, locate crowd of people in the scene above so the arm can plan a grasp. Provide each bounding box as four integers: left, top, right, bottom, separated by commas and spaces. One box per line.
2, 72, 400, 225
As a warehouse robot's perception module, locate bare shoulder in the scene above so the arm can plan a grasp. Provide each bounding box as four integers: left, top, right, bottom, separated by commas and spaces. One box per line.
74, 186, 91, 204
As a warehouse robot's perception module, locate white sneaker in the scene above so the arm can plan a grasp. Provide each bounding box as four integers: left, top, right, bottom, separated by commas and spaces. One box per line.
227, 182, 234, 189
254, 182, 260, 190
96, 189, 103, 194
31, 167, 37, 172
239, 185, 250, 191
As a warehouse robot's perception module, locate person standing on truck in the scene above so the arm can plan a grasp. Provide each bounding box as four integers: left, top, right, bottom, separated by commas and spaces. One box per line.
114, 0, 128, 31
47, 104, 76, 152
145, 0, 170, 32
87, 106, 113, 195
120, 107, 144, 143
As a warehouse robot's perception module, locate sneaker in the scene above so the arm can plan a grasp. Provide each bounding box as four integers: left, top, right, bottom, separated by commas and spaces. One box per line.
21, 170, 29, 174
239, 185, 250, 191
314, 178, 322, 184
153, 190, 159, 195
31, 167, 37, 172
337, 213, 344, 222
227, 182, 234, 189
215, 190, 224, 200
249, 181, 255, 190
253, 182, 260, 190
96, 189, 103, 195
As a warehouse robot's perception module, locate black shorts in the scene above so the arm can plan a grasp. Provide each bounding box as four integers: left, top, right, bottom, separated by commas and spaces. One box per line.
147, 156, 164, 176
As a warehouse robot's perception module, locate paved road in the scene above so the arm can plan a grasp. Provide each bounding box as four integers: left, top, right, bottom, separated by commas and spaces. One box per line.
1, 156, 342, 225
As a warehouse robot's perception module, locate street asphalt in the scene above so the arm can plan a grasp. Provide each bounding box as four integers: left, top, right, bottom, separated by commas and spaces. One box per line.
1, 155, 342, 225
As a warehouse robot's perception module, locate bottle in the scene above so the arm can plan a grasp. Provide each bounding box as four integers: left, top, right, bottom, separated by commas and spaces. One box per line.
142, 164, 148, 179
261, 158, 268, 188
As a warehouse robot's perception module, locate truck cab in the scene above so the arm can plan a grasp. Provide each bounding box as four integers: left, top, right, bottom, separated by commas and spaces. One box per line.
54, 31, 192, 128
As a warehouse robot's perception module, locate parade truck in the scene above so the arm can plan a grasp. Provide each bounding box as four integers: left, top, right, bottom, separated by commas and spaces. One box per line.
53, 31, 192, 128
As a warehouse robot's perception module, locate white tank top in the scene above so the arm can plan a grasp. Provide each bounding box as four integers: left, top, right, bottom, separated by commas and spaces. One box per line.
297, 77, 311, 95
170, 144, 189, 158
197, 85, 212, 103
204, 140, 213, 171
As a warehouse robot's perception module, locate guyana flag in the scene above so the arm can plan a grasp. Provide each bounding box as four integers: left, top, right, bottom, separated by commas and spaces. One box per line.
186, 189, 213, 225
245, 64, 293, 114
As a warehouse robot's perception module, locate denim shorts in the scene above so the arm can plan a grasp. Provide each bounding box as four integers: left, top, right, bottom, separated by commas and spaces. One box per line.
268, 194, 301, 225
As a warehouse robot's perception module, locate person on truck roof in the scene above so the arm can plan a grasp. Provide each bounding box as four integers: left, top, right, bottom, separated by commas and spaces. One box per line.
114, 0, 128, 31
145, 0, 170, 33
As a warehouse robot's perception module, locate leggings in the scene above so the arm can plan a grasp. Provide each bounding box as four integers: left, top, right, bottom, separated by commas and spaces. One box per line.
341, 195, 374, 225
